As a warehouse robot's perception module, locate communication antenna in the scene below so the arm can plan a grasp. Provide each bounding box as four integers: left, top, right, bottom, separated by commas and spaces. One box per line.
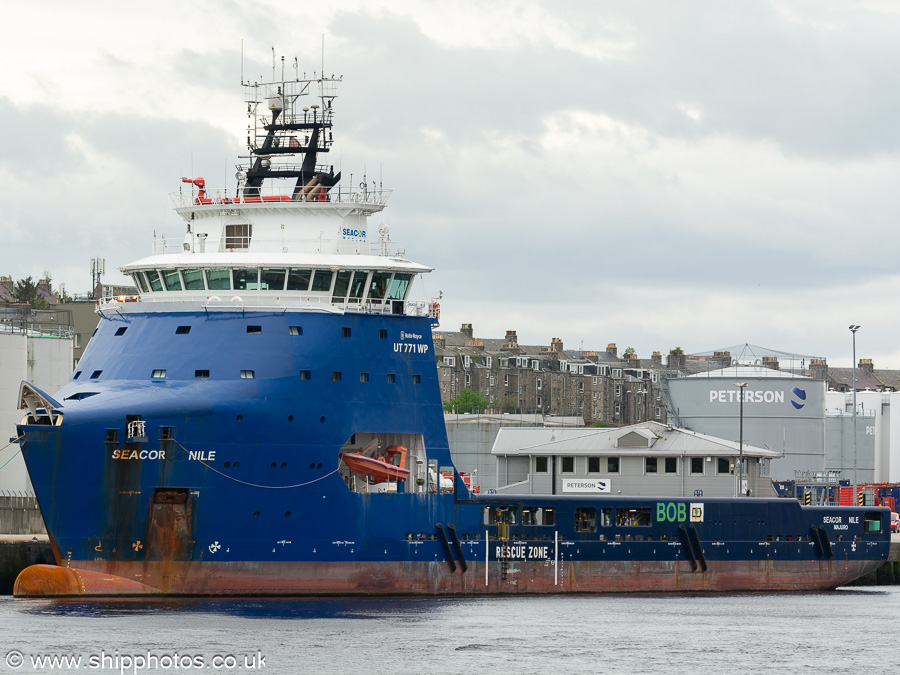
90, 257, 106, 294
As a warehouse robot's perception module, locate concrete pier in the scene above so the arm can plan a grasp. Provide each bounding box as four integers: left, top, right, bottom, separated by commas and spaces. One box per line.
0, 535, 53, 594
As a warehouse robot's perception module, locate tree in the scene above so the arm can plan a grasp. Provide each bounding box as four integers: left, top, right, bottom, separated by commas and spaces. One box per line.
12, 277, 49, 309
497, 394, 518, 414
443, 388, 488, 413
623, 346, 636, 357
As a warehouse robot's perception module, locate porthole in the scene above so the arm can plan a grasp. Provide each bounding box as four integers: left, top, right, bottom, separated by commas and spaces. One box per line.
281, 462, 287, 469
224, 461, 231, 468
288, 415, 294, 422
236, 414, 243, 422
233, 461, 240, 468
271, 462, 277, 469
253, 510, 260, 518
320, 416, 325, 423
317, 462, 322, 469
285, 510, 291, 518
309, 462, 315, 469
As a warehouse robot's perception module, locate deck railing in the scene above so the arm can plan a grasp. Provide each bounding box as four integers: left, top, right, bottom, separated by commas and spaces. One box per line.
169, 185, 392, 209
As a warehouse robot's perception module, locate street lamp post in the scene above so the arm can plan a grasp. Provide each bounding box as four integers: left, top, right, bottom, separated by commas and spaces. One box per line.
849, 325, 860, 505
734, 382, 748, 497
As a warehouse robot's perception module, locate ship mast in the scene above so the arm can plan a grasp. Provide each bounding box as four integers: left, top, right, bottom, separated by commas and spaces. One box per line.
238, 50, 342, 200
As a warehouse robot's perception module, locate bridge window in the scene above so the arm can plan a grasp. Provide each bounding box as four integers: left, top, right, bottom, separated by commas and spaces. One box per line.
240, 370, 255, 379
233, 268, 259, 290
349, 272, 368, 302
151, 369, 166, 379
310, 270, 333, 292
115, 327, 127, 336
388, 274, 412, 300
145, 270, 163, 292
247, 325, 262, 335
182, 269, 204, 290
205, 268, 230, 290
368, 271, 392, 301
162, 269, 182, 291
261, 268, 286, 291
195, 370, 210, 379
332, 270, 352, 302
286, 269, 312, 291
289, 326, 302, 335
176, 326, 191, 334
133, 273, 150, 293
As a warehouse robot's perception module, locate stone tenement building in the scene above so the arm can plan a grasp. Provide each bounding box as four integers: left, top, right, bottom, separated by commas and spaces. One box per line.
434, 324, 672, 426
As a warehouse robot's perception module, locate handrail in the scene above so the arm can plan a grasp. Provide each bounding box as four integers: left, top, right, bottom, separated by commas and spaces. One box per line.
147, 235, 406, 258
96, 294, 433, 318
169, 185, 392, 209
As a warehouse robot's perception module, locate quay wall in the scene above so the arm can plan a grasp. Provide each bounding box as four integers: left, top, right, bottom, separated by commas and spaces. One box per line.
0, 496, 46, 535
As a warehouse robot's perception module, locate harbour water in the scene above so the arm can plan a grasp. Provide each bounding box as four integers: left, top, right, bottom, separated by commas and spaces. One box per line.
1, 587, 897, 674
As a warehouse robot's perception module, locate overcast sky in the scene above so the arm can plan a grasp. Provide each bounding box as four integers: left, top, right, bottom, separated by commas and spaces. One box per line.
3, 1, 899, 367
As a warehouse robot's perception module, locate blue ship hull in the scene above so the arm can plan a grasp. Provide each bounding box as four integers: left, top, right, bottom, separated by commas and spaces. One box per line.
13, 308, 892, 596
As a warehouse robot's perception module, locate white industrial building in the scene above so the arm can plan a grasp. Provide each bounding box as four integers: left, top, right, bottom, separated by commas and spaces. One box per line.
0, 309, 73, 495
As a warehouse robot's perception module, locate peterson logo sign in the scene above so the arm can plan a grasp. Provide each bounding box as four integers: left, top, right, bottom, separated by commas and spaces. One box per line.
710, 389, 784, 403
709, 387, 809, 410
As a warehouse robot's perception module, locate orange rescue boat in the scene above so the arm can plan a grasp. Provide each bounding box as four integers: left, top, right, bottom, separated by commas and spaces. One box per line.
342, 445, 410, 483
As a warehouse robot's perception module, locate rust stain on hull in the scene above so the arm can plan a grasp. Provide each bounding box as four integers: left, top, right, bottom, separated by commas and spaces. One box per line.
13, 557, 883, 598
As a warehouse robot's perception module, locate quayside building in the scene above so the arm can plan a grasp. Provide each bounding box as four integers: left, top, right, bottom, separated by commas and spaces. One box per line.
437, 332, 882, 487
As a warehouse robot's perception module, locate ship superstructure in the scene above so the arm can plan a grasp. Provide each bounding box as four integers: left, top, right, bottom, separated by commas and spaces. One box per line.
13, 51, 890, 597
